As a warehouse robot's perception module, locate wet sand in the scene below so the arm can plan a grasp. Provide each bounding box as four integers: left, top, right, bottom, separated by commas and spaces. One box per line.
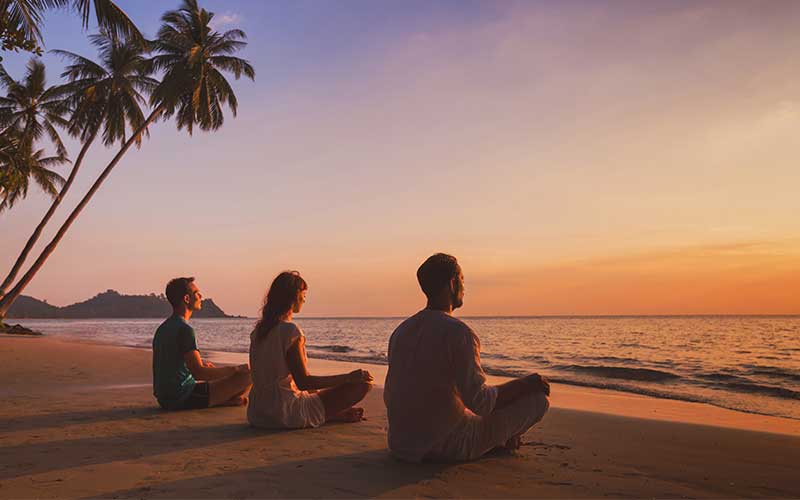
1, 334, 799, 498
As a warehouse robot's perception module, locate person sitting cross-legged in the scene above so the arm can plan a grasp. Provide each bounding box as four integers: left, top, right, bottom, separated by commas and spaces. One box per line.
152, 276, 252, 410
384, 253, 550, 462
247, 271, 373, 429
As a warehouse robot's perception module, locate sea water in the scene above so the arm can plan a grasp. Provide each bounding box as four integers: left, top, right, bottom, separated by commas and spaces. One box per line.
15, 315, 800, 420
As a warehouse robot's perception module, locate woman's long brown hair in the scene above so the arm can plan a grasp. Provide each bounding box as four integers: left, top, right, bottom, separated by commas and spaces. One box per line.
253, 271, 308, 342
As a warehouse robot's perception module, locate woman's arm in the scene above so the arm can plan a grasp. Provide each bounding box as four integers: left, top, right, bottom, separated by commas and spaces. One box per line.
286, 336, 371, 390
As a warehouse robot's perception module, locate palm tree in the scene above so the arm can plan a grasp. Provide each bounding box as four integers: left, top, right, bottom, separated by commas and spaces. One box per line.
53, 32, 155, 144
1, 0, 144, 54
150, 0, 254, 133
0, 0, 254, 322
0, 58, 68, 156
0, 127, 26, 197
0, 126, 67, 211
0, 33, 155, 298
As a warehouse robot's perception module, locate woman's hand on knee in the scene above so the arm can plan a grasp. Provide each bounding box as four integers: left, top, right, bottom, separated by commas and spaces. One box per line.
347, 369, 374, 385
524, 373, 550, 396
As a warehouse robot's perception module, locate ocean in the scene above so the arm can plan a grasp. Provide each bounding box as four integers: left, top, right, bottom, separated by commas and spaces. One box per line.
14, 315, 800, 420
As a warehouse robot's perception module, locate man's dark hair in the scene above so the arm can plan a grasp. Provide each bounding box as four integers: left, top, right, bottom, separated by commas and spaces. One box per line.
417, 253, 460, 299
165, 277, 195, 309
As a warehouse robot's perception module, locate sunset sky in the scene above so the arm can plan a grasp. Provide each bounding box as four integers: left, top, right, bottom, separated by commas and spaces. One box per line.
1, 0, 799, 316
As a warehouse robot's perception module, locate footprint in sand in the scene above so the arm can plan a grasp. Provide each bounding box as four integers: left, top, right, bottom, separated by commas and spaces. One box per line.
523, 440, 571, 450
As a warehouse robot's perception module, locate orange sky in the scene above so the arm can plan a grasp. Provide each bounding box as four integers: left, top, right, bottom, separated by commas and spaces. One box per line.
1, 1, 799, 316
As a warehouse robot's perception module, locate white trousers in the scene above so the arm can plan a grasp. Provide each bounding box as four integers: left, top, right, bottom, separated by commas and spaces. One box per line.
427, 391, 550, 462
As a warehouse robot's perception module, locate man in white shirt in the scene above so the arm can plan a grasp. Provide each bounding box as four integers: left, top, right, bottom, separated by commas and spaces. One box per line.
384, 253, 550, 462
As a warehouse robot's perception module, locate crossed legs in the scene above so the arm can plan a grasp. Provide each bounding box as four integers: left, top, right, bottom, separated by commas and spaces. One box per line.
317, 382, 372, 423
427, 391, 550, 462
208, 370, 252, 407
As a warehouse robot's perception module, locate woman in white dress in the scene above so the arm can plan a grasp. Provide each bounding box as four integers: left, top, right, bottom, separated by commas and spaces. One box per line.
247, 271, 374, 429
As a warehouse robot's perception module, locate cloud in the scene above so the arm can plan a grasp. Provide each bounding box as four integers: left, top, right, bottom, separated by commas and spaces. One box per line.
209, 12, 241, 30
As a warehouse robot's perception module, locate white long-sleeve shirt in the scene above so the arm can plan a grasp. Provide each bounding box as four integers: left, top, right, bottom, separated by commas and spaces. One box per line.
384, 309, 498, 462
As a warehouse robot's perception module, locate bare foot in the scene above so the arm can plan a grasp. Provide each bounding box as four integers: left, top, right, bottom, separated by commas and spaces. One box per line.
329, 406, 365, 423
504, 435, 522, 451
220, 395, 248, 407
487, 435, 523, 456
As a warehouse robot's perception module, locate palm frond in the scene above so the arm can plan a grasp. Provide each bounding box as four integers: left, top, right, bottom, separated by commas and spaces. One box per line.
4, 0, 54, 46
207, 68, 237, 115
208, 55, 255, 80
30, 158, 66, 195
42, 119, 67, 156
71, 0, 146, 45
0, 64, 21, 91
51, 49, 107, 79
219, 29, 246, 42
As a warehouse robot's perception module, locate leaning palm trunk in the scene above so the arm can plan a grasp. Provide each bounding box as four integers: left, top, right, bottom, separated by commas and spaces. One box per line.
0, 106, 163, 321
0, 128, 100, 299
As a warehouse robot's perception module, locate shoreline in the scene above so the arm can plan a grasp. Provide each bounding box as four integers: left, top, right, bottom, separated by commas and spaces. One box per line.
207, 349, 800, 438
1, 335, 799, 498
11, 317, 799, 425
5, 332, 799, 437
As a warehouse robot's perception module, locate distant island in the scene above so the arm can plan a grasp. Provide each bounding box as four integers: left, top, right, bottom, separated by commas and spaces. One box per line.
6, 290, 237, 319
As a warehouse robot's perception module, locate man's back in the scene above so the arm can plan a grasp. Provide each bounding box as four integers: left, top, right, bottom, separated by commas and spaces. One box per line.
384, 309, 497, 462
152, 315, 197, 408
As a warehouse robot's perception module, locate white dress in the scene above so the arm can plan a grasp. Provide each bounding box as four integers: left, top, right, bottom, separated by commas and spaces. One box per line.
247, 321, 326, 429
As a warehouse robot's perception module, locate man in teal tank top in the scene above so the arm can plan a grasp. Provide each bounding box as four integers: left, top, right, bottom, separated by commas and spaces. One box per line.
152, 277, 252, 410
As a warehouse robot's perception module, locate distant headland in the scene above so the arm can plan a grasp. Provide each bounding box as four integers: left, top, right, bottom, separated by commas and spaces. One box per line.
6, 290, 238, 319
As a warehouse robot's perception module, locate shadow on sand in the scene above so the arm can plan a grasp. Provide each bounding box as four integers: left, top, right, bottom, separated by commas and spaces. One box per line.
0, 405, 162, 433
86, 449, 452, 499
0, 421, 279, 481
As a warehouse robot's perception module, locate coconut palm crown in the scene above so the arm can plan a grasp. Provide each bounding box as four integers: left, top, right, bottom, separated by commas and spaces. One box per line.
0, 126, 67, 211
150, 0, 254, 134
0, 58, 69, 155
1, 0, 145, 53
51, 31, 158, 146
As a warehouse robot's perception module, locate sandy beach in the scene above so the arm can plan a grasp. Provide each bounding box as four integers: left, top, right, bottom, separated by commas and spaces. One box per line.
1, 334, 799, 499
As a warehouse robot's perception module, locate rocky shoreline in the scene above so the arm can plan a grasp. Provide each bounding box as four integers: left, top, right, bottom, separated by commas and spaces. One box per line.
0, 323, 43, 335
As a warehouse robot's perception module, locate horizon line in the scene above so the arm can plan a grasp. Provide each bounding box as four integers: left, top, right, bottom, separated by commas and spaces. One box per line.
255, 313, 800, 320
